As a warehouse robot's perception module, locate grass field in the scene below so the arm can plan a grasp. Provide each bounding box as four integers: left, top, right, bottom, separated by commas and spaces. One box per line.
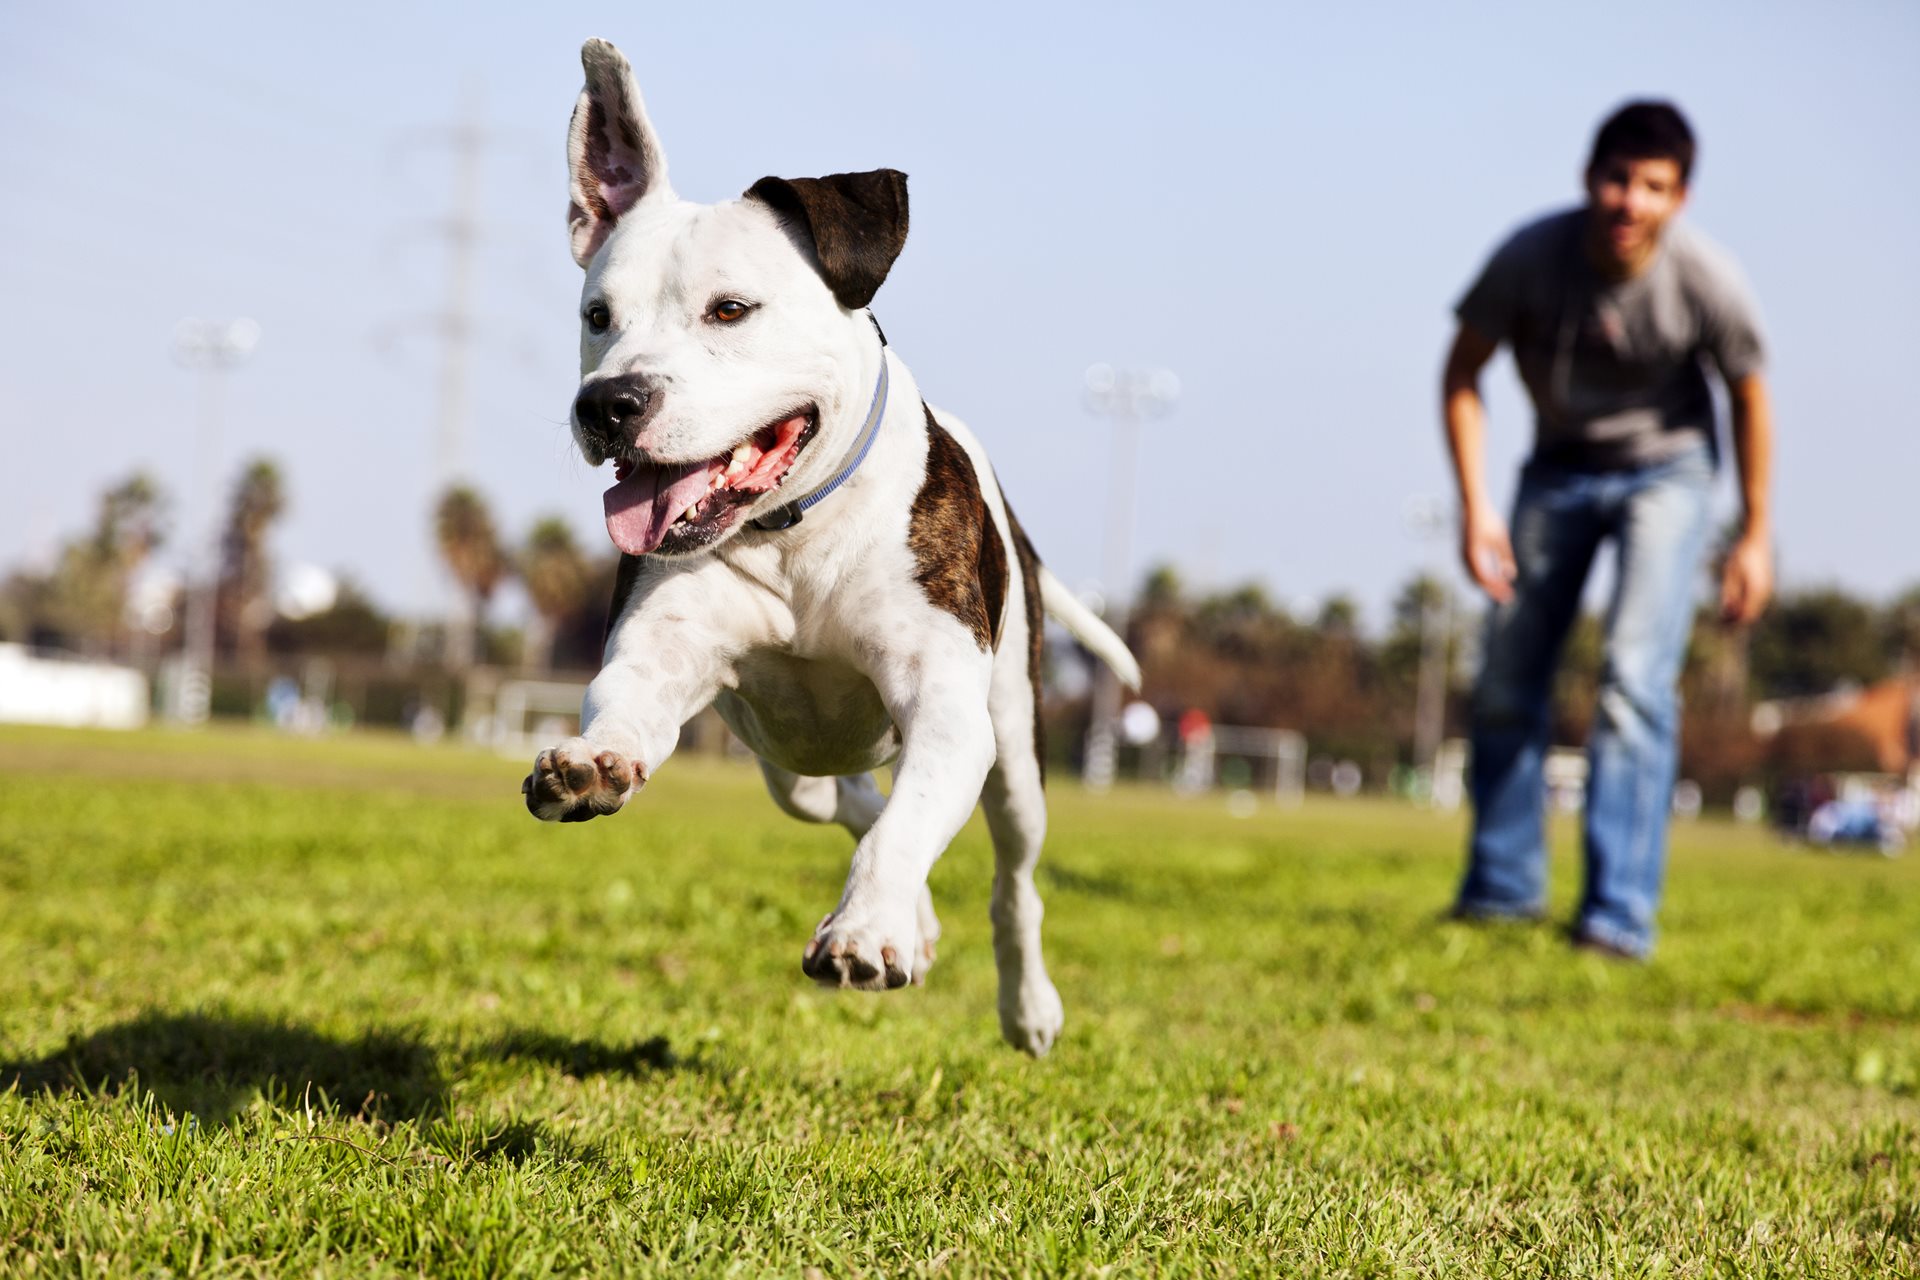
1, 724, 1916, 1277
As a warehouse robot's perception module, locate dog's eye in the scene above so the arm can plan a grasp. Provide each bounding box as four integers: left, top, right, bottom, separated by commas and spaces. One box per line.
584, 302, 611, 333
711, 299, 751, 324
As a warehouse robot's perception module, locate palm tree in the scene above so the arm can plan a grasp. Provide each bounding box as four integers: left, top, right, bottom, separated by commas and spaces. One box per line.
1315, 594, 1361, 641
47, 472, 168, 657
434, 485, 507, 670
1885, 587, 1920, 675
218, 457, 286, 662
101, 473, 168, 564
518, 517, 591, 674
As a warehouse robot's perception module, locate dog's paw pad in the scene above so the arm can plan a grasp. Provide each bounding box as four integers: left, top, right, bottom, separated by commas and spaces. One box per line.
524, 742, 641, 822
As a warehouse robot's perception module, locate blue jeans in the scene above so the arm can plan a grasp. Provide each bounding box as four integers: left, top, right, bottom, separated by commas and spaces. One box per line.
1454, 445, 1716, 956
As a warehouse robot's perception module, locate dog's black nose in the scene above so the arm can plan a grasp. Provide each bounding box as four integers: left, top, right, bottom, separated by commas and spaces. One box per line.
573, 374, 662, 446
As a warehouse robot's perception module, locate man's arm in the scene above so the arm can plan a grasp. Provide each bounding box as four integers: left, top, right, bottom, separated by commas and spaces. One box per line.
1719, 373, 1774, 625
1442, 323, 1516, 603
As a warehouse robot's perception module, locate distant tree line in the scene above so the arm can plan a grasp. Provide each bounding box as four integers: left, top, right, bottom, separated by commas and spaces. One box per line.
1113, 556, 1920, 795
0, 471, 622, 677
4, 474, 1914, 788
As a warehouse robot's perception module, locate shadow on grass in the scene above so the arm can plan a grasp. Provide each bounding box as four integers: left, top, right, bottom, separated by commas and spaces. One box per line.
1, 1012, 443, 1123
486, 1030, 679, 1077
1040, 862, 1133, 899
421, 1116, 604, 1166
2, 1012, 687, 1125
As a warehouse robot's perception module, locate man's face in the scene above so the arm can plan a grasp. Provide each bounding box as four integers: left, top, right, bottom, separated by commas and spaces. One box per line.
1584, 154, 1687, 269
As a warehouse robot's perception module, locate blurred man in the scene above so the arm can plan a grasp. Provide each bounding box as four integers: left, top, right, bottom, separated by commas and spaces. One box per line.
1441, 101, 1773, 958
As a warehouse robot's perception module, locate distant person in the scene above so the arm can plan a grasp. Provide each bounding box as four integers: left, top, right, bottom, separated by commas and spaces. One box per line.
1440, 101, 1774, 958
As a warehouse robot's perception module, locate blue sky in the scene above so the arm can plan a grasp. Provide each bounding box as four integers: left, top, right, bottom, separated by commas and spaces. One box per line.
2, 1, 1915, 632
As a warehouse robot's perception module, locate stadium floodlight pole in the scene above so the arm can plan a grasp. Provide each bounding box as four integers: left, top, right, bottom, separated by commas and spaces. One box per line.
1406, 496, 1454, 799
1081, 363, 1179, 791
170, 317, 260, 725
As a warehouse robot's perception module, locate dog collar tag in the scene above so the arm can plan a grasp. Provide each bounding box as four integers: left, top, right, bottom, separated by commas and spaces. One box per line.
751, 504, 805, 532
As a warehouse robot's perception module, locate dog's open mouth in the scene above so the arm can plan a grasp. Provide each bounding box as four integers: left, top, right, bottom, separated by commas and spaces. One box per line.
602, 408, 816, 555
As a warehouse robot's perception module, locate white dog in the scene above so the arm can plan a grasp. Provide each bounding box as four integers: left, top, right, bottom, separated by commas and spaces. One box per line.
523, 38, 1139, 1054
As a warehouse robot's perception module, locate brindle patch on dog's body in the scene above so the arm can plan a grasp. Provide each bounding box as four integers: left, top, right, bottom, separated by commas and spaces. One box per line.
908, 412, 1008, 652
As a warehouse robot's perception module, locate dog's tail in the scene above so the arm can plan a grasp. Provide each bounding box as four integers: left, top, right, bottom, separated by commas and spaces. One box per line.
1038, 566, 1142, 691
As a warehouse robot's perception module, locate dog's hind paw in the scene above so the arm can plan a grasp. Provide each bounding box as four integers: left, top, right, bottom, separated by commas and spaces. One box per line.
999, 978, 1065, 1057
523, 741, 640, 822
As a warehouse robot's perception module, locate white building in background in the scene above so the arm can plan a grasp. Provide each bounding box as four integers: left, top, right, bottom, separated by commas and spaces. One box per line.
0, 644, 149, 729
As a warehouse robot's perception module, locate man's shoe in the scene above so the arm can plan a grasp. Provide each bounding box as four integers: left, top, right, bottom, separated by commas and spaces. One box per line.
1570, 930, 1646, 962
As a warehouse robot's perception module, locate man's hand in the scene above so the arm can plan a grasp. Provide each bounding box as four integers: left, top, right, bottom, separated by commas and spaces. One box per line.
1719, 532, 1773, 626
1461, 505, 1517, 604
1441, 324, 1510, 603
1720, 375, 1775, 628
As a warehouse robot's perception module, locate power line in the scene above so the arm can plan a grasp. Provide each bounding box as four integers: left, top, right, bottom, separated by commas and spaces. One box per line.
379, 84, 518, 662
383, 84, 508, 494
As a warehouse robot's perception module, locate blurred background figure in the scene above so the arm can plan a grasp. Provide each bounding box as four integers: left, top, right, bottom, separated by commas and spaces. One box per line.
1441, 102, 1772, 958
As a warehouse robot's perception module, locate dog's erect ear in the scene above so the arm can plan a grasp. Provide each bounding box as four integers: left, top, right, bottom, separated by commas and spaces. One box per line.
567, 38, 670, 268
744, 170, 909, 310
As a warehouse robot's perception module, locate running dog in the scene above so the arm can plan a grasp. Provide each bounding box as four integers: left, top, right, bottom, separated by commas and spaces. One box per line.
522, 38, 1139, 1054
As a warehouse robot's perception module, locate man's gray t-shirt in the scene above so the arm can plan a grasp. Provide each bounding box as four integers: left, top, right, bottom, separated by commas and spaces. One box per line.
1455, 208, 1766, 468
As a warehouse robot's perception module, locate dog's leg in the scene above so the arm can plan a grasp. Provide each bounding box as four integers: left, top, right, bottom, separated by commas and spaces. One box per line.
761, 763, 941, 978
801, 639, 992, 992
979, 623, 1065, 1055
757, 761, 884, 837
980, 754, 1060, 1054
524, 570, 735, 822
523, 662, 704, 821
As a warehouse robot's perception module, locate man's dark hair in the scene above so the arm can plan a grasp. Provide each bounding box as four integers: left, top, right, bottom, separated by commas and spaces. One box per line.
1587, 101, 1696, 185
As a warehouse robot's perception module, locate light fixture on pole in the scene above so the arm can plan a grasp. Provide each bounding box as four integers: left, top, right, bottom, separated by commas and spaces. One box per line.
169, 317, 260, 725
1081, 362, 1178, 791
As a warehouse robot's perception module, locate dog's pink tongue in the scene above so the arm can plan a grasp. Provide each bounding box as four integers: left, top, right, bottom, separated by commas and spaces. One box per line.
604, 462, 720, 555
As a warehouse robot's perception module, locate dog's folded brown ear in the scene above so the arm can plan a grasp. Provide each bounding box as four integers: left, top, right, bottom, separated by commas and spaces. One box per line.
745, 170, 909, 310
568, 38, 670, 268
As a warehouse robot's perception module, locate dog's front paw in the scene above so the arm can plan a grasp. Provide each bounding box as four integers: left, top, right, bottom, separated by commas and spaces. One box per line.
802, 899, 924, 991
523, 740, 641, 822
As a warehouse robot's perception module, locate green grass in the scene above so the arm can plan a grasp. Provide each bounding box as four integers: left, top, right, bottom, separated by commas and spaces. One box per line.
1, 724, 1915, 1277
